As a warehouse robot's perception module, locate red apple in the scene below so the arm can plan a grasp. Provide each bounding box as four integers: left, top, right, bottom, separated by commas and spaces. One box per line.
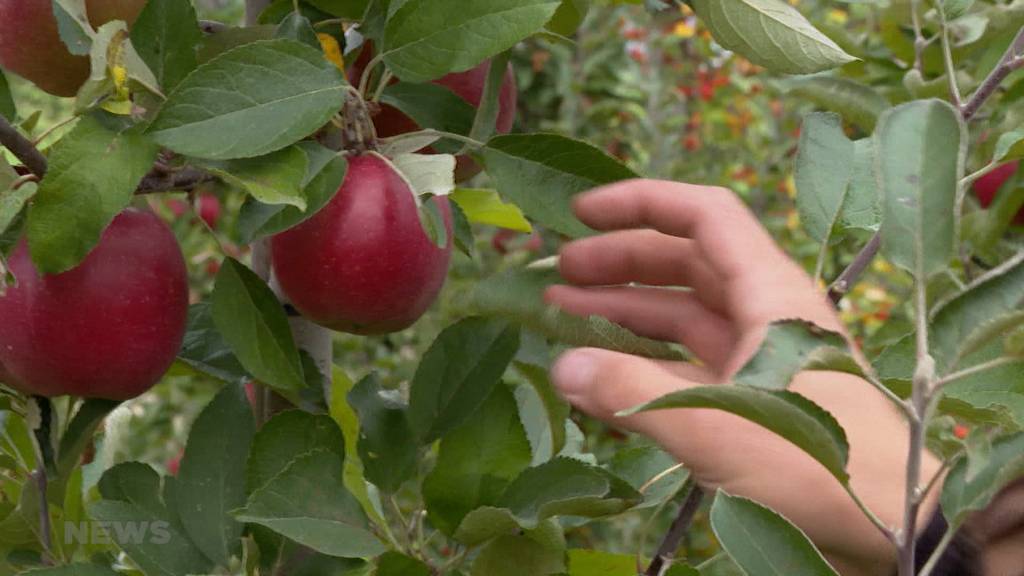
349, 45, 517, 180
167, 452, 182, 476
0, 209, 189, 400
270, 154, 453, 335
0, 0, 147, 97
197, 194, 221, 229
166, 198, 188, 218
973, 161, 1023, 225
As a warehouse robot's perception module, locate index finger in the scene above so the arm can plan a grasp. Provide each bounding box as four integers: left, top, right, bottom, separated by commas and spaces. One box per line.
574, 180, 790, 281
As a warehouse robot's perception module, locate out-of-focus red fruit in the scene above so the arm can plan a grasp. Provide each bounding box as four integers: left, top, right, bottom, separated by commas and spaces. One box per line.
953, 424, 969, 440
197, 194, 221, 229
973, 161, 1023, 225
271, 154, 453, 335
0, 0, 146, 97
167, 199, 188, 218
204, 259, 221, 278
0, 209, 189, 399
80, 442, 96, 465
167, 453, 182, 476
349, 45, 517, 181
491, 230, 542, 255
245, 381, 257, 407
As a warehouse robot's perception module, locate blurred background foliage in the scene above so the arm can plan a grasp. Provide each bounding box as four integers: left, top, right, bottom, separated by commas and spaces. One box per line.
6, 0, 1022, 570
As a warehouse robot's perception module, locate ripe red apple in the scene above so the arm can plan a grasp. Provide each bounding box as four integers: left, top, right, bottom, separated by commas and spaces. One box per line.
270, 154, 453, 335
0, 0, 147, 97
349, 45, 517, 180
973, 161, 1023, 225
0, 209, 189, 400
197, 194, 221, 229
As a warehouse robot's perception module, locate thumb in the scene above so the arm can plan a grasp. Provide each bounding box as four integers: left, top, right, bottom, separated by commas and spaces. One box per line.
551, 348, 700, 443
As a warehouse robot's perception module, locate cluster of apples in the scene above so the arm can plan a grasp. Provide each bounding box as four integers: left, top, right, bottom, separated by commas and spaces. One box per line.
0, 1, 517, 400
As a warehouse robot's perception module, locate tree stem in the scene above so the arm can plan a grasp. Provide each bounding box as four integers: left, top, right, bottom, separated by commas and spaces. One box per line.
0, 115, 48, 177
827, 232, 881, 305
645, 484, 704, 576
961, 26, 1024, 121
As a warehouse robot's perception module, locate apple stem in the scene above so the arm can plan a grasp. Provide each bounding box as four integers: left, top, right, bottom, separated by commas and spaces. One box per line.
339, 89, 380, 154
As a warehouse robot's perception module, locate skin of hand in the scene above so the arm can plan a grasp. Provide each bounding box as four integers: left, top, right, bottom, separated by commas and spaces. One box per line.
545, 180, 943, 576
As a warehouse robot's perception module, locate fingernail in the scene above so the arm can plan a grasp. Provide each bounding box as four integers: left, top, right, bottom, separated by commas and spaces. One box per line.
552, 349, 600, 396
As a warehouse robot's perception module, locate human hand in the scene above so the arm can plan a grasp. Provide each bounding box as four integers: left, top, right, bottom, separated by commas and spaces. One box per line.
546, 180, 941, 576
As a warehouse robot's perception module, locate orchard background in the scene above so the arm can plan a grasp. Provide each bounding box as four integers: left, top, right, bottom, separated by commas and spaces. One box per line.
0, 0, 1023, 575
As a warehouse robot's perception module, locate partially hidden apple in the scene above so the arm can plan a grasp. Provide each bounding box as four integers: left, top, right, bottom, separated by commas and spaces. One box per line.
349, 45, 517, 180
0, 209, 189, 400
197, 194, 221, 229
271, 154, 453, 335
0, 0, 147, 97
973, 160, 1023, 225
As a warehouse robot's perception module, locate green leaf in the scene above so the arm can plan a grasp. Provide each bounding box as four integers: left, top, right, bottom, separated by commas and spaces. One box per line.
237, 142, 347, 241
149, 39, 346, 160
482, 134, 637, 238
91, 463, 213, 576
606, 445, 688, 509
464, 267, 686, 361
423, 385, 532, 535
943, 358, 1024, 428
377, 552, 431, 576
177, 302, 251, 385
75, 21, 162, 111
382, 0, 561, 83
624, 386, 850, 483
305, 0, 370, 18
196, 26, 277, 63
18, 566, 120, 575
471, 528, 567, 576
841, 139, 881, 232
236, 449, 387, 559
379, 82, 477, 154
130, 0, 203, 92
275, 11, 321, 49
994, 130, 1024, 163
201, 146, 310, 210
710, 491, 839, 576
930, 251, 1024, 373
514, 361, 570, 461
795, 112, 855, 244
0, 71, 15, 120
56, 399, 119, 480
212, 258, 306, 392
785, 76, 888, 133
875, 99, 965, 278
450, 188, 532, 232
27, 115, 159, 274
390, 152, 456, 198
0, 184, 36, 248
177, 384, 255, 565
347, 375, 419, 493
247, 410, 345, 493
328, 366, 387, 528
466, 51, 512, 145
942, 433, 1024, 526
51, 0, 94, 56
455, 458, 641, 544
692, 0, 856, 75
735, 320, 864, 390
567, 549, 635, 575
450, 200, 475, 257
546, 0, 590, 36
409, 317, 521, 442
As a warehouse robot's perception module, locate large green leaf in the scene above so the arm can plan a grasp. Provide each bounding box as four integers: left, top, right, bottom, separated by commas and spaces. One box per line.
236, 449, 386, 559
379, 83, 476, 154
347, 375, 418, 493
624, 386, 850, 483
130, 0, 202, 91
90, 463, 212, 576
943, 358, 1024, 428
246, 410, 345, 493
942, 433, 1024, 526
546, 0, 590, 36
710, 491, 839, 576
27, 115, 159, 274
692, 0, 856, 74
455, 458, 641, 544
464, 267, 684, 360
328, 366, 387, 528
149, 39, 346, 160
606, 445, 688, 509
470, 526, 567, 576
177, 302, 251, 385
376, 552, 431, 576
785, 76, 888, 133
842, 139, 881, 232
176, 384, 255, 565
795, 113, 855, 244
482, 134, 637, 238
212, 258, 306, 392
408, 317, 521, 442
875, 99, 965, 278
382, 0, 561, 82
735, 320, 864, 390
930, 251, 1024, 373
567, 549, 635, 576
450, 188, 532, 232
423, 385, 532, 535
201, 146, 309, 210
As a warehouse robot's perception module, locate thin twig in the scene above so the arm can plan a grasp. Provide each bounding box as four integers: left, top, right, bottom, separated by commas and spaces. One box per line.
828, 233, 881, 304
961, 26, 1024, 121
0, 115, 48, 177
199, 20, 228, 34
134, 167, 213, 195
645, 484, 704, 576
937, 7, 963, 109
910, 0, 927, 72
917, 527, 958, 576
844, 484, 897, 543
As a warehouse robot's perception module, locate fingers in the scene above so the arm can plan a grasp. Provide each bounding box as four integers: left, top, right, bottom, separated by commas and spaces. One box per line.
573, 180, 787, 281
545, 284, 735, 368
558, 230, 727, 314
